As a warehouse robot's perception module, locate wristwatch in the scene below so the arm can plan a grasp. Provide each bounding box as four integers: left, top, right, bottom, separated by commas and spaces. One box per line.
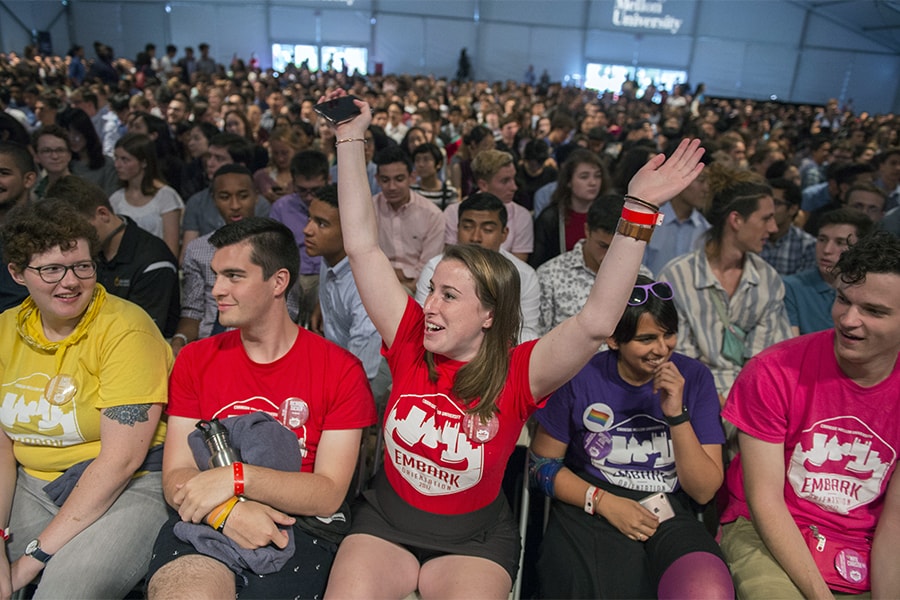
664, 406, 691, 427
25, 539, 52, 564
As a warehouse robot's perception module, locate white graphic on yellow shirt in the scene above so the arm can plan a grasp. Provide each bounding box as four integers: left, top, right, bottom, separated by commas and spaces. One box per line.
0, 373, 82, 447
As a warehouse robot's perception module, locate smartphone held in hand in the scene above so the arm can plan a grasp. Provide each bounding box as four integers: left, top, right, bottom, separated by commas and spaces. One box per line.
314, 95, 362, 125
639, 492, 676, 522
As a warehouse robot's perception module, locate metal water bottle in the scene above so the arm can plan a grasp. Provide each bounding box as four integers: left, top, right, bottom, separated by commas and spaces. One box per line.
196, 419, 240, 468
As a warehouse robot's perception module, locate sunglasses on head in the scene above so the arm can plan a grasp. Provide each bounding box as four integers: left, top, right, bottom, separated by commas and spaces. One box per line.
628, 282, 674, 306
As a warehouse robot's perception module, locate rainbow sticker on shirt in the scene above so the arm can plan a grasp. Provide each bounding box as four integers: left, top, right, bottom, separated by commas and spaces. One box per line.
583, 403, 613, 433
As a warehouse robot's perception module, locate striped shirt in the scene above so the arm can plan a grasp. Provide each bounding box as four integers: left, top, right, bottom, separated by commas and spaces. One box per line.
657, 249, 792, 397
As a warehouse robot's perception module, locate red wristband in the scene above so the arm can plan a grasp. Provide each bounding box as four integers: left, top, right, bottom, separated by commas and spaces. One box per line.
0, 527, 9, 542
622, 206, 664, 226
233, 462, 244, 497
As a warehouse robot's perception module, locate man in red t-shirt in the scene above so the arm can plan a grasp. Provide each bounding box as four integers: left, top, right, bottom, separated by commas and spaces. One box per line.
147, 217, 375, 599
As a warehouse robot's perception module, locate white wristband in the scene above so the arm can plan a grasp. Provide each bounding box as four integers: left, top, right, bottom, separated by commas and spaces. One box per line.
584, 485, 598, 515
172, 333, 189, 345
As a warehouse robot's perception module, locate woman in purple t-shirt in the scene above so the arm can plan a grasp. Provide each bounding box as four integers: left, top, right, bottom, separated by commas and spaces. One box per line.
531, 275, 733, 599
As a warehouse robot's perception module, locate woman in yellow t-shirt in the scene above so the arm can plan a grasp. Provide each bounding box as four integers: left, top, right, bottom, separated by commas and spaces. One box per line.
0, 196, 172, 598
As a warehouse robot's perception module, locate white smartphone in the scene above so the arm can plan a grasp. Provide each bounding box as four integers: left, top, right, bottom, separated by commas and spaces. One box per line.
639, 492, 676, 522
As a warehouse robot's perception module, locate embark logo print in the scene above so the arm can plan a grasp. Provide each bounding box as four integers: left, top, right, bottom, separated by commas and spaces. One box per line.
788, 416, 895, 514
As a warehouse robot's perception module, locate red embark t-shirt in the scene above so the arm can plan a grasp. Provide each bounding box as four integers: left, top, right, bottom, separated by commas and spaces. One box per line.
381, 297, 544, 515
169, 327, 376, 472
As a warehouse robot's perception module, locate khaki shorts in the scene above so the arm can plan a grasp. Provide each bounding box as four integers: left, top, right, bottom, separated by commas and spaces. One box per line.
721, 517, 870, 600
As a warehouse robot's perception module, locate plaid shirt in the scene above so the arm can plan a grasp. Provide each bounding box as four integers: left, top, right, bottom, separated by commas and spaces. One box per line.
760, 226, 816, 276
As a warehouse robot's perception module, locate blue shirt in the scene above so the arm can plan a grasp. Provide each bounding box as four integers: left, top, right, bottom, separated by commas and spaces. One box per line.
532, 181, 557, 218
801, 182, 830, 213
783, 267, 835, 334
643, 203, 710, 276
319, 256, 382, 380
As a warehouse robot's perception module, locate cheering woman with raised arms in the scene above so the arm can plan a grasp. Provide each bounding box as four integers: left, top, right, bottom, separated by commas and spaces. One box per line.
322, 89, 705, 600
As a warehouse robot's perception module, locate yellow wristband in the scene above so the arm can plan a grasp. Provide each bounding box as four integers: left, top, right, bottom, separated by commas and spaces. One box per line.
208, 496, 240, 531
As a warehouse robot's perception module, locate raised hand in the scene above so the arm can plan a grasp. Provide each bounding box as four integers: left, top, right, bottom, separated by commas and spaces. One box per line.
317, 89, 371, 140
627, 138, 705, 208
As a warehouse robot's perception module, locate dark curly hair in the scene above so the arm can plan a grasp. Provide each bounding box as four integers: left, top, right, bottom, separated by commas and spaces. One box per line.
2, 198, 100, 270
833, 231, 900, 286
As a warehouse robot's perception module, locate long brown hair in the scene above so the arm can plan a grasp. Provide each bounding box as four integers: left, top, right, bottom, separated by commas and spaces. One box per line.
425, 245, 521, 422
550, 149, 610, 222
115, 132, 163, 196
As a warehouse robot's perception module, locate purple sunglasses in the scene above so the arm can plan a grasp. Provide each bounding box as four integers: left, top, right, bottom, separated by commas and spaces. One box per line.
628, 282, 674, 306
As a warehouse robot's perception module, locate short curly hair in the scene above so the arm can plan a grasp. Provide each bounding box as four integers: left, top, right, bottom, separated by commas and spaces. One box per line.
1, 198, 100, 270
833, 231, 900, 286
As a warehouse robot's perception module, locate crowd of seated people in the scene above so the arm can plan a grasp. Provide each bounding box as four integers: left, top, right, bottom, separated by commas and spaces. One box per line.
1, 37, 899, 599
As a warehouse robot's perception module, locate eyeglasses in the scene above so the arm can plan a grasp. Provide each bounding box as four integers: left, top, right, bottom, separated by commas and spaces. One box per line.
628, 281, 674, 306
294, 185, 323, 197
26, 261, 96, 283
38, 147, 69, 156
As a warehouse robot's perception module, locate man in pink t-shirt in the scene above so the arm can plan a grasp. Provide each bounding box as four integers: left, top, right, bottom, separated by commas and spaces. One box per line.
720, 232, 900, 598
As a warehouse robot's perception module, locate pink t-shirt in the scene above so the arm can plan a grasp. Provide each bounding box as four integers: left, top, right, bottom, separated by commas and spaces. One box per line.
722, 331, 900, 541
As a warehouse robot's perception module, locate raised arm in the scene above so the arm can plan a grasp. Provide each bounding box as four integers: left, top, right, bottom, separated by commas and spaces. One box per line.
529, 139, 705, 399
326, 91, 408, 348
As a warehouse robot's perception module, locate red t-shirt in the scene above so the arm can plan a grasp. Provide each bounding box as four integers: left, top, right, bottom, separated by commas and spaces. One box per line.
564, 209, 588, 252
169, 328, 376, 472
381, 297, 544, 515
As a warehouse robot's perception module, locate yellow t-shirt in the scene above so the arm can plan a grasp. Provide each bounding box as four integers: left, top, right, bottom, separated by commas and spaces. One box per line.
0, 285, 172, 480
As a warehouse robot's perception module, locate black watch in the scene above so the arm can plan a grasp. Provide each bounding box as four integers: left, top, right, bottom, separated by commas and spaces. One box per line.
25, 539, 52, 564
664, 406, 691, 427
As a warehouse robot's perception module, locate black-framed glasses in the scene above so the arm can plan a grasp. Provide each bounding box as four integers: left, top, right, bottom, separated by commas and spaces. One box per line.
38, 147, 70, 156
628, 281, 674, 306
26, 261, 96, 284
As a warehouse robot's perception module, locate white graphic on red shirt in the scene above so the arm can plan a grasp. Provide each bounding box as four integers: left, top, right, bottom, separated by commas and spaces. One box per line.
213, 396, 308, 457
385, 393, 483, 496
787, 416, 895, 514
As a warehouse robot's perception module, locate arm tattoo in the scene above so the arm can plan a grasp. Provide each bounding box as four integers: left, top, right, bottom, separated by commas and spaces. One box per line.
102, 404, 152, 427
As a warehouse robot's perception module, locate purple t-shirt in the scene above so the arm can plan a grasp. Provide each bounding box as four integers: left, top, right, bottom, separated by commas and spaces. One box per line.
536, 351, 724, 493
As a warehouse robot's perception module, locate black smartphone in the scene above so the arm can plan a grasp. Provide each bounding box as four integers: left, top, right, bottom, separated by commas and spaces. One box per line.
314, 95, 362, 125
